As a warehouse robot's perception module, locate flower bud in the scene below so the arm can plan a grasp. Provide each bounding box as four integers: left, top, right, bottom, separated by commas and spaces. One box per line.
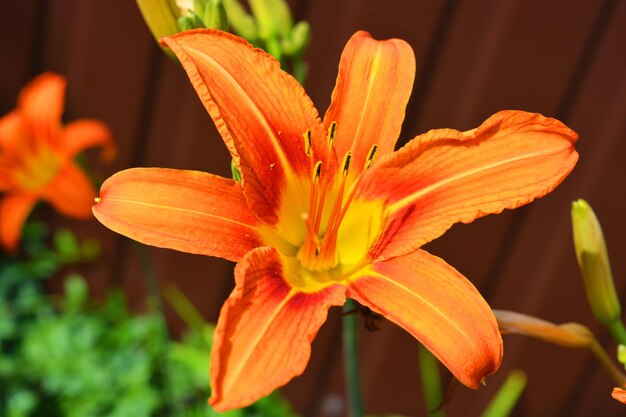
136, 0, 180, 48
222, 0, 259, 43
282, 21, 311, 57
204, 0, 229, 31
249, 0, 293, 39
494, 309, 594, 348
571, 199, 621, 327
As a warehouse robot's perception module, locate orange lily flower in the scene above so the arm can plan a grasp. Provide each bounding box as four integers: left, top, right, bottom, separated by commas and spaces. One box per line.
0, 73, 114, 251
613, 387, 626, 403
92, 30, 578, 410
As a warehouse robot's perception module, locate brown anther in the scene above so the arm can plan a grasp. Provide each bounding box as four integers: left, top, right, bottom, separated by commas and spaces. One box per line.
364, 144, 378, 169
342, 152, 352, 176
303, 130, 312, 156
312, 161, 322, 183
327, 121, 337, 148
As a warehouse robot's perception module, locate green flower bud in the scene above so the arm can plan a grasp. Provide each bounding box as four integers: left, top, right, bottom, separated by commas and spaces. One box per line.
177, 15, 196, 31
282, 21, 311, 57
136, 0, 180, 52
571, 199, 621, 327
194, 0, 207, 14
203, 0, 229, 31
618, 344, 626, 367
222, 0, 259, 43
249, 0, 293, 40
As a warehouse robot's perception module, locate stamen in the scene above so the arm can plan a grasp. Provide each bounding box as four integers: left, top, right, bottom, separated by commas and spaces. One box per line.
327, 121, 337, 148
342, 152, 352, 176
364, 144, 378, 169
302, 212, 322, 248
303, 129, 312, 157
312, 160, 322, 183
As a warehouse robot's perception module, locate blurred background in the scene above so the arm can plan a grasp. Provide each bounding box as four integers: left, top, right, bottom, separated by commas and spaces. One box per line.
1, 0, 626, 416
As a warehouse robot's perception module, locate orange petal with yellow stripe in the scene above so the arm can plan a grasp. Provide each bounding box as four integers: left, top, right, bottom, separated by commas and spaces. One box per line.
361, 110, 578, 259
162, 30, 328, 224
210, 246, 346, 410
323, 31, 415, 175
92, 168, 262, 262
347, 249, 502, 388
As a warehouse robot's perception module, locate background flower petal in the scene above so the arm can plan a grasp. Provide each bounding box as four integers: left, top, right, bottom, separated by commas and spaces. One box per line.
59, 119, 116, 162
0, 194, 36, 252
162, 30, 327, 224
41, 162, 97, 219
17, 72, 65, 139
324, 31, 415, 176
210, 246, 345, 410
92, 167, 262, 262
347, 249, 502, 388
361, 110, 578, 259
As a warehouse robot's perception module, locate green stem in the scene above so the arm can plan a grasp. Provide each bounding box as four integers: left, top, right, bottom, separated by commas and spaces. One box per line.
418, 344, 445, 417
589, 340, 626, 386
608, 320, 626, 346
480, 371, 527, 417
343, 299, 364, 417
136, 243, 162, 310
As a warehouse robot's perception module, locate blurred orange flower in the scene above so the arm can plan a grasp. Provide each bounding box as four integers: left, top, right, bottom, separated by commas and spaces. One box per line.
613, 387, 626, 403
93, 30, 578, 410
0, 73, 114, 251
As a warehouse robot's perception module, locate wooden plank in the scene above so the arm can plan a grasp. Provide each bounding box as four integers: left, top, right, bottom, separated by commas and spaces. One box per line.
483, 1, 626, 415
0, 0, 39, 112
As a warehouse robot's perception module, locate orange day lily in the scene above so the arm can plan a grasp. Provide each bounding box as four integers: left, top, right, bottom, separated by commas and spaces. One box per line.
612, 387, 626, 403
0, 73, 114, 251
92, 29, 578, 410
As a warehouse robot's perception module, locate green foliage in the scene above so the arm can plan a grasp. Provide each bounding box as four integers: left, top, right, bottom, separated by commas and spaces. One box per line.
0, 223, 299, 417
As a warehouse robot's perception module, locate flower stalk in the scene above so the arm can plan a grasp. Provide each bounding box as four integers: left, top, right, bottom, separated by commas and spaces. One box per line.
343, 299, 364, 417
419, 344, 445, 417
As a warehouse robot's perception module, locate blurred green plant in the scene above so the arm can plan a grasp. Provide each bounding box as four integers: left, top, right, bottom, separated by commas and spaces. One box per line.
137, 0, 311, 84
0, 222, 298, 417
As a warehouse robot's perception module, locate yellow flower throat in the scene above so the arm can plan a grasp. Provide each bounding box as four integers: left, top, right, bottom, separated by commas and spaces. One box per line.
295, 122, 380, 273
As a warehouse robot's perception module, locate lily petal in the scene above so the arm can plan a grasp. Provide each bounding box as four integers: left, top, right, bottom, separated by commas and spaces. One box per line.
612, 387, 626, 404
347, 249, 502, 388
18, 72, 65, 139
210, 246, 345, 410
41, 162, 97, 219
92, 168, 262, 262
162, 29, 327, 224
324, 31, 415, 174
361, 110, 578, 259
0, 112, 26, 157
0, 194, 36, 252
59, 120, 116, 162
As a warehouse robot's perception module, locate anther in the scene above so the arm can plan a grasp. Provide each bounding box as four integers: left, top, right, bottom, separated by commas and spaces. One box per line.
327, 121, 337, 148
364, 144, 378, 169
94, 197, 101, 204
303, 130, 312, 156
312, 161, 322, 183
342, 152, 352, 176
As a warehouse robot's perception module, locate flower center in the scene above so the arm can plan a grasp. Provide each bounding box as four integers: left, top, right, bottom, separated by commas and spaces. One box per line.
13, 144, 61, 191
296, 123, 378, 272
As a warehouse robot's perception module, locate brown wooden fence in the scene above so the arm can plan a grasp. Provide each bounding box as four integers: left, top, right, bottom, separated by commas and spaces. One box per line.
2, 0, 626, 416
